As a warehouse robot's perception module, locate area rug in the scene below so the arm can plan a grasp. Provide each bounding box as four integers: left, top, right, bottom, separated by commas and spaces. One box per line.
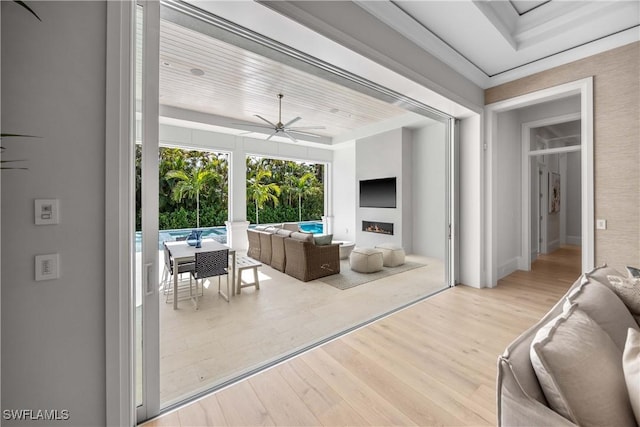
318, 259, 427, 290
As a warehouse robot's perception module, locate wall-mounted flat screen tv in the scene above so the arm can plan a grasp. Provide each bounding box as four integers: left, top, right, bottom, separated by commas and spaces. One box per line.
359, 177, 397, 208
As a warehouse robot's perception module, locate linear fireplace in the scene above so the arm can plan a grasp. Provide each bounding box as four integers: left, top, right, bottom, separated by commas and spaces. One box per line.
362, 221, 394, 235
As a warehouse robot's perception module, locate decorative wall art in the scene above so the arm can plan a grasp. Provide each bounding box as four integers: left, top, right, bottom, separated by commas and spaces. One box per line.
549, 172, 561, 214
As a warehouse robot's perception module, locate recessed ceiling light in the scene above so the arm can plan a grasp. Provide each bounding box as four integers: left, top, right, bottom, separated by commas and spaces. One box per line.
190, 68, 205, 76
330, 108, 340, 114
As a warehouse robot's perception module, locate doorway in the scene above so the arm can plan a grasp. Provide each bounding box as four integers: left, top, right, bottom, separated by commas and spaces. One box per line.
525, 118, 582, 268
484, 79, 594, 286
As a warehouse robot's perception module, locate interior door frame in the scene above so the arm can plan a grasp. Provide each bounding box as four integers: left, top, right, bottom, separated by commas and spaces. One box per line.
484, 77, 594, 287
521, 112, 582, 270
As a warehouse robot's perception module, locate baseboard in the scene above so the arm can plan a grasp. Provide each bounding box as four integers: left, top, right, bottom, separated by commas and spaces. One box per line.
566, 235, 582, 246
498, 257, 520, 280
547, 239, 561, 252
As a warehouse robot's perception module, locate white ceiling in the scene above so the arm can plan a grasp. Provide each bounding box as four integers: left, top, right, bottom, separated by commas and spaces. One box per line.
357, 0, 640, 87
159, 0, 638, 144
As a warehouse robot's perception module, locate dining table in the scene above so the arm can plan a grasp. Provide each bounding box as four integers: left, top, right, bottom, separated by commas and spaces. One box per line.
164, 239, 236, 309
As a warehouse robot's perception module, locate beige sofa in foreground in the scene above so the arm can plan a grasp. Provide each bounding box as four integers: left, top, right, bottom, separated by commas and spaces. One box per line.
497, 265, 640, 426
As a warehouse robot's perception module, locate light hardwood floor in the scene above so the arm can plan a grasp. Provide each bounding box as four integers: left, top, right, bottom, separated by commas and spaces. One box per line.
146, 246, 581, 426
159, 254, 446, 405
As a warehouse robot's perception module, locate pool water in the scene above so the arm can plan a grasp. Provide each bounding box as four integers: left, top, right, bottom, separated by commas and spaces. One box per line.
298, 221, 324, 234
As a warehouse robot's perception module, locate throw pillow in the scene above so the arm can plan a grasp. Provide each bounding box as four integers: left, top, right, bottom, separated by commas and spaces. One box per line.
530, 302, 636, 427
314, 234, 333, 246
566, 278, 639, 350
623, 328, 640, 425
627, 266, 640, 278
606, 275, 640, 315
290, 231, 314, 244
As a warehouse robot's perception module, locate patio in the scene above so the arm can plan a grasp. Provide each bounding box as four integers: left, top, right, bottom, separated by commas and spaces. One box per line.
156, 250, 445, 406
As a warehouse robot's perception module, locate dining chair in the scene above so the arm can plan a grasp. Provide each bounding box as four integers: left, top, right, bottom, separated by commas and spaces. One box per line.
191, 249, 230, 309
162, 242, 196, 304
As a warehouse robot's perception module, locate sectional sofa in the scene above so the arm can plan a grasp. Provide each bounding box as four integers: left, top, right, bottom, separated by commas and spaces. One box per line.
246, 224, 340, 282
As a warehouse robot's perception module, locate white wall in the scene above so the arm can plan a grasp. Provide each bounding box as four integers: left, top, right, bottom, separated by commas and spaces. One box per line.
355, 129, 409, 248
412, 123, 446, 259
331, 143, 356, 242
2, 2, 107, 424
496, 110, 522, 278
565, 152, 582, 245
459, 115, 483, 287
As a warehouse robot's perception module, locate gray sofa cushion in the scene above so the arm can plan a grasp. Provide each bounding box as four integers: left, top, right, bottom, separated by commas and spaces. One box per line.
290, 231, 314, 243
566, 275, 639, 350
605, 275, 640, 315
530, 303, 636, 427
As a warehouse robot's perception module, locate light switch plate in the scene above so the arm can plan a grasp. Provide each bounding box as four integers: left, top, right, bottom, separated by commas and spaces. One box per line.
596, 219, 607, 230
35, 199, 59, 225
35, 254, 59, 281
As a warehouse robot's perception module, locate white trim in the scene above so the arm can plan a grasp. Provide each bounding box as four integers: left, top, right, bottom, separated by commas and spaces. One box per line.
521, 112, 581, 271
139, 0, 161, 419
105, 1, 135, 426
484, 77, 594, 287
498, 257, 521, 280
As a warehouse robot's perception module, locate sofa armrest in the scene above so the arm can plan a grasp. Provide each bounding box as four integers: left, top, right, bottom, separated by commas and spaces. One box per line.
497, 357, 577, 427
284, 240, 340, 282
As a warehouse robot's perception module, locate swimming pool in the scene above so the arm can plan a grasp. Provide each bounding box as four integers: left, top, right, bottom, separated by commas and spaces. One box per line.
298, 221, 324, 234
135, 221, 323, 252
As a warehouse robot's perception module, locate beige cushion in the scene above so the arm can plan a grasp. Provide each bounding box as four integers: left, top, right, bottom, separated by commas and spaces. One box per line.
566, 276, 639, 350
623, 328, 640, 425
290, 231, 314, 243
374, 243, 405, 267
282, 222, 300, 232
276, 229, 293, 237
349, 248, 383, 273
530, 302, 636, 427
606, 275, 640, 315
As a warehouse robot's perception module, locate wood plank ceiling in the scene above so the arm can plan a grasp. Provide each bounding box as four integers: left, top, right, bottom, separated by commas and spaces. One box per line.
159, 19, 411, 139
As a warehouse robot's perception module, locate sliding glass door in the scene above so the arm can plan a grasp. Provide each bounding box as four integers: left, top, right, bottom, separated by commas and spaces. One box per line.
134, 0, 160, 422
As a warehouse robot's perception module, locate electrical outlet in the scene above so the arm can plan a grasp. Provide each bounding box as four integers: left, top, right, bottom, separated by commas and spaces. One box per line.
35, 254, 59, 281
596, 219, 607, 230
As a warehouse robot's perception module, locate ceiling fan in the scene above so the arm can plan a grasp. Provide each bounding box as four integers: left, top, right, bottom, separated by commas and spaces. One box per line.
241, 93, 325, 143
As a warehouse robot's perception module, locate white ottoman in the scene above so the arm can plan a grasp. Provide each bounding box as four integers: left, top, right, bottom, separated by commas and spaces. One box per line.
349, 248, 384, 273
375, 243, 406, 267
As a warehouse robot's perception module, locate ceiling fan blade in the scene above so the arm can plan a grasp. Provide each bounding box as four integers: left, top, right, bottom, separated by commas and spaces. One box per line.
254, 114, 277, 128
283, 131, 298, 143
266, 131, 277, 141
283, 116, 302, 127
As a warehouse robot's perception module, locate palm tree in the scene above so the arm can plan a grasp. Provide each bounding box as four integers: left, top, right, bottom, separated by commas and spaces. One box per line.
165, 165, 218, 228
289, 172, 319, 221
247, 169, 281, 224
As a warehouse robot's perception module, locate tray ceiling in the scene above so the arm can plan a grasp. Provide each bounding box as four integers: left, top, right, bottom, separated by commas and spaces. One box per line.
356, 0, 640, 87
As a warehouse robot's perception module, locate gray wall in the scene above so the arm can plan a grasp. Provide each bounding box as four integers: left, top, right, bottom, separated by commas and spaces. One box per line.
2, 2, 106, 425
411, 123, 446, 259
